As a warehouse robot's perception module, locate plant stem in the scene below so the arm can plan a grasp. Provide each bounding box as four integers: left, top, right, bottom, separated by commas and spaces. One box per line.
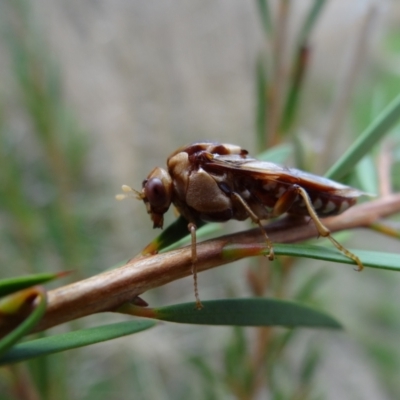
1, 193, 400, 336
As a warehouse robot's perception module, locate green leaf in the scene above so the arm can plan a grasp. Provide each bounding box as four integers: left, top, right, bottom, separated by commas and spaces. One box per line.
355, 154, 378, 194
280, 0, 327, 133
0, 320, 156, 365
296, 0, 328, 46
0, 289, 47, 357
141, 216, 206, 255
280, 45, 308, 133
222, 242, 400, 272
264, 243, 400, 272
256, 143, 293, 164
0, 272, 67, 297
256, 0, 272, 35
325, 93, 400, 180
152, 298, 341, 329
161, 222, 221, 253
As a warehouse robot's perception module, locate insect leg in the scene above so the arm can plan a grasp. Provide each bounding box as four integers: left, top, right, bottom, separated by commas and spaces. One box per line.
230, 192, 275, 260
188, 222, 203, 309
289, 185, 363, 272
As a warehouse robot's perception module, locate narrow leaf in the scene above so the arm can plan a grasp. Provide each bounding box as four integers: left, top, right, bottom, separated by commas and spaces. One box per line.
280, 0, 327, 133
256, 143, 293, 164
256, 0, 272, 35
263, 243, 400, 272
280, 45, 310, 133
325, 93, 400, 180
0, 289, 47, 357
151, 299, 341, 329
0, 320, 155, 365
297, 0, 328, 46
0, 272, 69, 297
355, 155, 378, 194
222, 242, 400, 272
161, 222, 221, 253
141, 216, 206, 255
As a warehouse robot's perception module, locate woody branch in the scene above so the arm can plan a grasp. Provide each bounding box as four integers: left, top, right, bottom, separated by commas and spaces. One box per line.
1, 193, 400, 336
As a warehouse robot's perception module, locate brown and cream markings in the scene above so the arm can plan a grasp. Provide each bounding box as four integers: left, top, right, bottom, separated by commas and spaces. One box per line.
119, 142, 365, 308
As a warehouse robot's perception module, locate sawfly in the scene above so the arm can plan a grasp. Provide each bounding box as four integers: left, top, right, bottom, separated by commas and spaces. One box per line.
118, 142, 364, 308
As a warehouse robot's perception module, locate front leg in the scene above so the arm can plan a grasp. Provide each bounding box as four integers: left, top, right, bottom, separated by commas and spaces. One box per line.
188, 222, 203, 309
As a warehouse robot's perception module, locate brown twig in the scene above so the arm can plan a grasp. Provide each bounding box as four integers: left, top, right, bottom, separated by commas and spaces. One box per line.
1, 193, 400, 336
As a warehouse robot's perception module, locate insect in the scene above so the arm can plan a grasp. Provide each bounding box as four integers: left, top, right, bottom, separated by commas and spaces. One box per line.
118, 142, 364, 309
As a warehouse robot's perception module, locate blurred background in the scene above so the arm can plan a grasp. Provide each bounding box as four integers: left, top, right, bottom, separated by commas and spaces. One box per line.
1, 0, 400, 399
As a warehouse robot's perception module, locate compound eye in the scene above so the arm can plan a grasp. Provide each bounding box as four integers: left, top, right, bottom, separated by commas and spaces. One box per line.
144, 178, 169, 209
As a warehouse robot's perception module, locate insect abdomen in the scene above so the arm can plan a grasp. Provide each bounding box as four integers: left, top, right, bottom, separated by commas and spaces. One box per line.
259, 181, 357, 217
292, 191, 357, 217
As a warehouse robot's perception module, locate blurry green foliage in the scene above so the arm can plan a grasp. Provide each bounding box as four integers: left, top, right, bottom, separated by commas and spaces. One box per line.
0, 1, 400, 399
